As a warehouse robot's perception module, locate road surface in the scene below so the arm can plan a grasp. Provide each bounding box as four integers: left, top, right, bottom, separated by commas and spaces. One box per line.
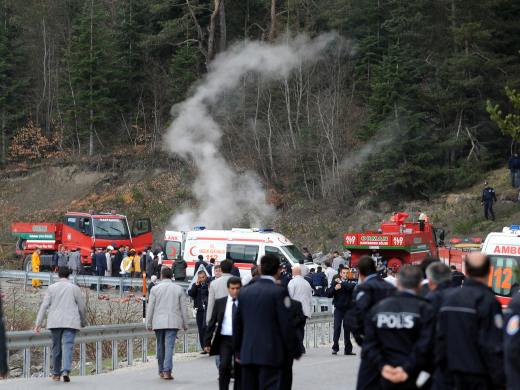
2, 346, 360, 389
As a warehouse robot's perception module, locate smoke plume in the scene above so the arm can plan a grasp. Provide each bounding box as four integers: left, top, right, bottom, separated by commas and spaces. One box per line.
165, 34, 337, 230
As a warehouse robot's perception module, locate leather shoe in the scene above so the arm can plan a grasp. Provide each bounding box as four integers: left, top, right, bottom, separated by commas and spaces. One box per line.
332, 350, 338, 355
51, 375, 60, 382
344, 351, 356, 356
162, 372, 174, 380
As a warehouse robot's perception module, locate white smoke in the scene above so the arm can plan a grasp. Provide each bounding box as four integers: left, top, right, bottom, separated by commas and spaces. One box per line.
165, 34, 338, 230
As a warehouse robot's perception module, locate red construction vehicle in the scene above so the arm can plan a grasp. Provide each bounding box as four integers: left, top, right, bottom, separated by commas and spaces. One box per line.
344, 212, 473, 270
11, 211, 153, 271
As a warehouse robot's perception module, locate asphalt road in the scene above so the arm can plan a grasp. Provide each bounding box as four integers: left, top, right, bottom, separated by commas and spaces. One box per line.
1, 346, 360, 390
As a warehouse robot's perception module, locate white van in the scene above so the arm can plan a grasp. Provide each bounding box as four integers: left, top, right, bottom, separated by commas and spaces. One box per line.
162, 227, 307, 278
481, 225, 520, 304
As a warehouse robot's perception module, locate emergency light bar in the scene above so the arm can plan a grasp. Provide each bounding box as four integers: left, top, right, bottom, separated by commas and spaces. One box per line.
255, 228, 274, 233
193, 226, 206, 231
511, 225, 520, 231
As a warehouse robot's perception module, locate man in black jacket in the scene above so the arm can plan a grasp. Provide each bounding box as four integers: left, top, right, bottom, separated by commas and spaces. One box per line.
189, 270, 210, 353
481, 181, 498, 221
204, 277, 242, 390
352, 256, 396, 390
436, 253, 505, 389
504, 290, 520, 390
327, 267, 356, 355
362, 265, 434, 389
112, 246, 124, 277
234, 254, 293, 390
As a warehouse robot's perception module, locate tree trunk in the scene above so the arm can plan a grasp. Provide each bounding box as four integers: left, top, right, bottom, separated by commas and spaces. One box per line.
268, 0, 276, 41
207, 0, 222, 63
219, 0, 226, 52
88, 0, 94, 156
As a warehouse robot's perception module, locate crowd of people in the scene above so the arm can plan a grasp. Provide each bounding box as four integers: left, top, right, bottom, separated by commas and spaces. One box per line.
4, 246, 518, 390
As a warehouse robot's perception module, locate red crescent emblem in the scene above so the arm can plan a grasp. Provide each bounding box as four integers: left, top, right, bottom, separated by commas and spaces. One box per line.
189, 246, 197, 257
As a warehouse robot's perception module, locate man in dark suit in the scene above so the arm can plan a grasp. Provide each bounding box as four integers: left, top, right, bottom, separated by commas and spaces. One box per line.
235, 254, 292, 390
204, 276, 242, 390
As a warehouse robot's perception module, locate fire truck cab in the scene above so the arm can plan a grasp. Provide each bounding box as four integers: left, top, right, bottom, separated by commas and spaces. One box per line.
162, 227, 307, 278
481, 225, 520, 306
344, 212, 445, 270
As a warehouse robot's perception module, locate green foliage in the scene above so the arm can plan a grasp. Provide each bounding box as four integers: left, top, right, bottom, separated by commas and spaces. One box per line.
487, 86, 520, 142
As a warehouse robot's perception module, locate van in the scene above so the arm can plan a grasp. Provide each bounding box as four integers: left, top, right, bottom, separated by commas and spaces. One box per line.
162, 228, 307, 278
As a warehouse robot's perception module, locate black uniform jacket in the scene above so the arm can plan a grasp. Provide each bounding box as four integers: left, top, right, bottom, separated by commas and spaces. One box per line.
504, 291, 520, 390
362, 291, 434, 379
436, 278, 505, 387
349, 274, 396, 345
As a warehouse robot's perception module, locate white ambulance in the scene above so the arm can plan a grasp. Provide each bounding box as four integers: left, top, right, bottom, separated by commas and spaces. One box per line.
481, 225, 520, 306
162, 227, 307, 278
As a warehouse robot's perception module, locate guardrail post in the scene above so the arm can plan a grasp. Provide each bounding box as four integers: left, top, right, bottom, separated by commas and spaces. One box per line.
24, 271, 28, 292
111, 340, 118, 370
183, 333, 188, 353
119, 279, 123, 297
127, 339, 133, 366
23, 348, 31, 378
142, 337, 148, 362
95, 341, 102, 374
305, 324, 309, 348
313, 323, 317, 348
43, 346, 51, 377
96, 277, 101, 296
80, 343, 86, 376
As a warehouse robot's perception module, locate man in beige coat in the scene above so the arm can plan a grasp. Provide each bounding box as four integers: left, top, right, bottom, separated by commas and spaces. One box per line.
146, 267, 188, 380
35, 267, 87, 382
206, 259, 233, 324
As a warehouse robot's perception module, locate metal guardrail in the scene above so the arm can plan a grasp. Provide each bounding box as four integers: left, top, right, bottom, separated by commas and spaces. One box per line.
0, 271, 334, 310
6, 313, 334, 379
0, 270, 189, 296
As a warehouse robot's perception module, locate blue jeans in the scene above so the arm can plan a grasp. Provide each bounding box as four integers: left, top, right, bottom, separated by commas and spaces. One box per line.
155, 329, 178, 373
50, 328, 77, 375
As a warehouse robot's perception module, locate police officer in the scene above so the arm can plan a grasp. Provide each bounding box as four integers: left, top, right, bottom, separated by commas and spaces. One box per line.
327, 266, 356, 355
188, 269, 210, 353
436, 253, 505, 389
504, 289, 520, 390
362, 265, 434, 389
481, 181, 497, 221
351, 256, 396, 390
425, 262, 454, 390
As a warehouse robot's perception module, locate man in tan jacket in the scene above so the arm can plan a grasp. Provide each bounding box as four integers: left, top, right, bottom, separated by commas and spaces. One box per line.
35, 267, 87, 382
146, 267, 188, 380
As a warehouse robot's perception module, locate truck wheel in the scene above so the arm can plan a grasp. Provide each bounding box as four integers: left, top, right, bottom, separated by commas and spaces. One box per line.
16, 239, 26, 251
387, 258, 403, 271
23, 256, 32, 272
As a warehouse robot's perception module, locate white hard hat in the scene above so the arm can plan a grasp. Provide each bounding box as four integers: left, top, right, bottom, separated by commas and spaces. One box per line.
107, 245, 114, 251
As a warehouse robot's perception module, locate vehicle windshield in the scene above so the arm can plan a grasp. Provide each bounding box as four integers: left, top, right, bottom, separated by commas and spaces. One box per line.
164, 241, 181, 260
488, 255, 520, 297
93, 218, 130, 239
281, 245, 307, 264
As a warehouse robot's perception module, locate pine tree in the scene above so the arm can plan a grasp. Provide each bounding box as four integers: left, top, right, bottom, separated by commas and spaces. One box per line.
0, 0, 28, 164
62, 0, 122, 155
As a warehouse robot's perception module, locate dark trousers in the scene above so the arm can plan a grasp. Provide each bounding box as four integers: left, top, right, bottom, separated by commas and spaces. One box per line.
196, 309, 206, 349
241, 365, 282, 390
483, 201, 495, 220
452, 373, 492, 390
281, 359, 294, 390
219, 336, 240, 390
356, 358, 381, 390
333, 308, 353, 353
295, 318, 307, 354
175, 277, 186, 281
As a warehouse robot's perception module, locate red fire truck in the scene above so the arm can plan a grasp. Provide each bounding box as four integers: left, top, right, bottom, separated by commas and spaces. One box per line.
344, 212, 470, 270
11, 211, 153, 271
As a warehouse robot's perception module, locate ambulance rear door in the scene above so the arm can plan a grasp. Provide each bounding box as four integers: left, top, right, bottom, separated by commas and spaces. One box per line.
163, 230, 183, 267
